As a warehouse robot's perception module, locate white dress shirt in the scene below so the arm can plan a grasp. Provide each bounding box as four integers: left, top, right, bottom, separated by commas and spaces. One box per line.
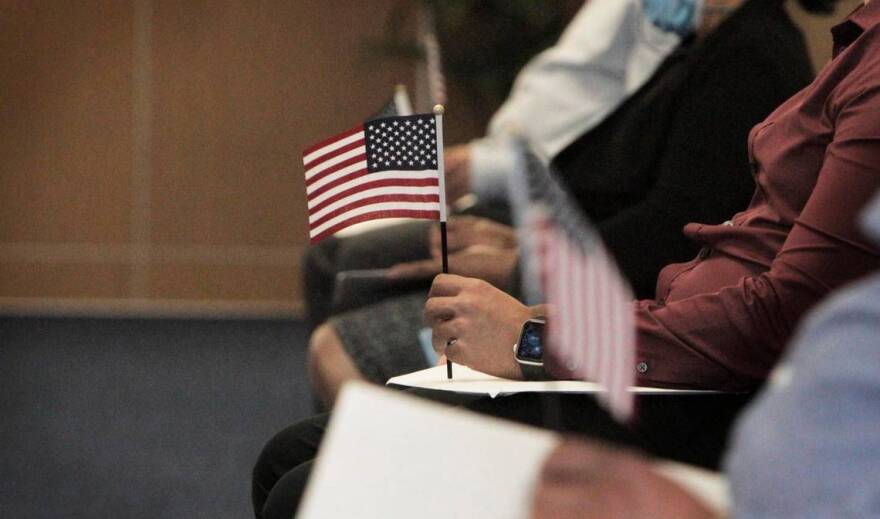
469, 0, 680, 200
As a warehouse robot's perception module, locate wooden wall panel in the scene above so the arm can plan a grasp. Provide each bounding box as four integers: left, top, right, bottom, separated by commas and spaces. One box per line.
149, 263, 299, 303
0, 0, 414, 316
149, 0, 416, 248
0, 1, 132, 244
0, 262, 129, 299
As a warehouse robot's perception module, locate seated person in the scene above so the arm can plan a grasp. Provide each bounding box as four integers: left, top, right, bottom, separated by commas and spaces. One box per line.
252, 1, 874, 517
308, 0, 817, 407
533, 185, 880, 518
426, 0, 878, 392
301, 0, 684, 329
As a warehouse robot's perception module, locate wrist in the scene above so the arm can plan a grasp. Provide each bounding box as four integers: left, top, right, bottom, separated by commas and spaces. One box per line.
529, 304, 552, 320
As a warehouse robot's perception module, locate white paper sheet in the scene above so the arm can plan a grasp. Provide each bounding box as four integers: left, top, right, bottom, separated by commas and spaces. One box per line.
298, 383, 730, 518
387, 364, 718, 397
297, 382, 559, 519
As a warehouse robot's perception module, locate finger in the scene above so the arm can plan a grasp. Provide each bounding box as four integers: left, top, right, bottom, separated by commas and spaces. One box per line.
431, 332, 447, 356
443, 336, 464, 363
445, 231, 473, 252
430, 320, 462, 355
433, 229, 464, 257
541, 441, 612, 482
423, 295, 457, 324
542, 443, 609, 481
445, 217, 474, 241
532, 480, 600, 519
387, 259, 441, 280
429, 226, 442, 257
442, 222, 472, 253
426, 273, 468, 298
448, 215, 478, 228
431, 319, 461, 340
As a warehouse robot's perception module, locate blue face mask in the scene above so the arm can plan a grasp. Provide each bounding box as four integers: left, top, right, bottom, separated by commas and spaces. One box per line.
642, 0, 704, 36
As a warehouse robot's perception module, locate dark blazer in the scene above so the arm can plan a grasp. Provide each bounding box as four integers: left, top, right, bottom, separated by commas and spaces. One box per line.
552, 0, 814, 299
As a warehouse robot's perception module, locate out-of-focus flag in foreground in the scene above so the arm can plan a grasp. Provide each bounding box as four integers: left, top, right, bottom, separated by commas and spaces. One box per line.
511, 146, 636, 421
303, 113, 444, 243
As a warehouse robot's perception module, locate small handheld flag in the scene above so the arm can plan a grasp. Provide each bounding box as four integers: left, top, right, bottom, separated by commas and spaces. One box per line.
303, 113, 445, 243
302, 104, 453, 379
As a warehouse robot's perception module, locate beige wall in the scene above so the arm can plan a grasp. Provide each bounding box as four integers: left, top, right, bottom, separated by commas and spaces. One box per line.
0, 0, 418, 317
0, 1, 863, 318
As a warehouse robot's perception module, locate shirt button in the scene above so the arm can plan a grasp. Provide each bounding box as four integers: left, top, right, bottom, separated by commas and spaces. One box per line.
636, 361, 649, 374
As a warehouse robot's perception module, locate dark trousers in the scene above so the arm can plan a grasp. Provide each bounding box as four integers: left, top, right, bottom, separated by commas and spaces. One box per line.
251, 388, 752, 519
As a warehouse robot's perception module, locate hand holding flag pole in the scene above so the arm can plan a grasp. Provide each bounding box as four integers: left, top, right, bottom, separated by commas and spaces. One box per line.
302, 101, 451, 377
433, 104, 453, 379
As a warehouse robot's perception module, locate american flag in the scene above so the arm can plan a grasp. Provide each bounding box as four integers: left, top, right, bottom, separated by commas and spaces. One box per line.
303, 114, 443, 243
512, 149, 636, 421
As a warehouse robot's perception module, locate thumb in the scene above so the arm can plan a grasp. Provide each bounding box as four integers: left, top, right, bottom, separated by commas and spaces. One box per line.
387, 259, 442, 280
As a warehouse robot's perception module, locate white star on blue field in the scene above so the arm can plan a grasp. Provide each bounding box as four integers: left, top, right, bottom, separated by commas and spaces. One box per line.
364, 115, 438, 172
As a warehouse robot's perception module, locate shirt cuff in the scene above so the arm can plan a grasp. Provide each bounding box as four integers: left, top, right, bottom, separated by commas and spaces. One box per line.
469, 138, 517, 201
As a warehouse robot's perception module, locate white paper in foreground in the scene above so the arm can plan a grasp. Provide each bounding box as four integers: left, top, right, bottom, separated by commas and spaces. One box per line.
388, 364, 717, 398
298, 382, 730, 519
297, 382, 559, 519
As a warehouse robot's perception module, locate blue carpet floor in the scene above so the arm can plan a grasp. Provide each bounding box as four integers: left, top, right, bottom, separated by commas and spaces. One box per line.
0, 317, 313, 518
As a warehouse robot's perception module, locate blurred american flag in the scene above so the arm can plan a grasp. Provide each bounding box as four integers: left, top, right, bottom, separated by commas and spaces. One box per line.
513, 147, 636, 421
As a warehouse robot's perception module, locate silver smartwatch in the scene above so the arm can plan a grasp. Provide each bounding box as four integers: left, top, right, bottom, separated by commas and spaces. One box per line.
513, 317, 546, 367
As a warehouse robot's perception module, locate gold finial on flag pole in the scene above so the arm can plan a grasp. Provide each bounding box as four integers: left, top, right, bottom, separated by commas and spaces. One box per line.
433, 104, 445, 115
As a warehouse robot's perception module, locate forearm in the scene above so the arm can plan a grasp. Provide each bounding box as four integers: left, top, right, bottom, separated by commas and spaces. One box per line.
634, 221, 880, 390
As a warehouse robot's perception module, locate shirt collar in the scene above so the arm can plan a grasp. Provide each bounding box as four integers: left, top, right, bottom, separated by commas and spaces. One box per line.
831, 1, 880, 56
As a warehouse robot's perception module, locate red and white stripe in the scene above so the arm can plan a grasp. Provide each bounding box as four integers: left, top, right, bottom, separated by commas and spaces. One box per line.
303, 125, 440, 243
538, 219, 635, 421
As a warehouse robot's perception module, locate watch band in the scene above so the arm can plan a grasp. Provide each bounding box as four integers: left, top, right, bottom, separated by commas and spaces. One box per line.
518, 362, 551, 381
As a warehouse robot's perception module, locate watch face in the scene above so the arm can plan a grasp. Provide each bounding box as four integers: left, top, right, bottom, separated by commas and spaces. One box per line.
516, 319, 545, 363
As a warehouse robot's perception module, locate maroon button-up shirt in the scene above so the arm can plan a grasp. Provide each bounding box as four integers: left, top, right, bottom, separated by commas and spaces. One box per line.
632, 3, 880, 390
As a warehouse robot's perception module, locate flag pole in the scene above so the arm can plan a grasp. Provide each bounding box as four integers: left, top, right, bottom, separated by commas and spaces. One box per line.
434, 104, 453, 379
